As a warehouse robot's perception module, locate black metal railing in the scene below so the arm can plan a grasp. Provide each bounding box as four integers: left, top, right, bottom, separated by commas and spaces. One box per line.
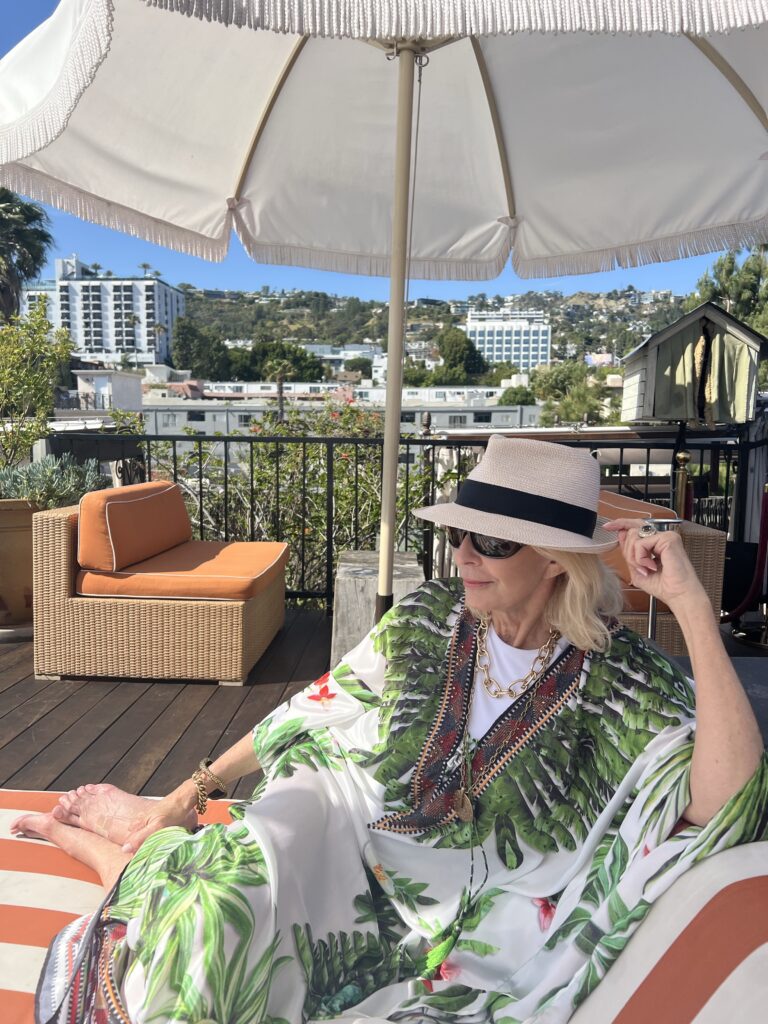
50, 430, 760, 608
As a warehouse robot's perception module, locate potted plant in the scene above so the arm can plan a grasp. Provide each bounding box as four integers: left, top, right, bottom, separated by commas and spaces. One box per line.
0, 454, 109, 628
0, 301, 107, 627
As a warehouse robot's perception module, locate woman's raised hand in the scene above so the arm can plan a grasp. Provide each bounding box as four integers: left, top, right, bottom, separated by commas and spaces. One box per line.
602, 518, 708, 612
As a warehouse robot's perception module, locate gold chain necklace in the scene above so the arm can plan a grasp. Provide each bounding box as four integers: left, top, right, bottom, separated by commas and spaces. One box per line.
476, 615, 560, 700
453, 619, 561, 822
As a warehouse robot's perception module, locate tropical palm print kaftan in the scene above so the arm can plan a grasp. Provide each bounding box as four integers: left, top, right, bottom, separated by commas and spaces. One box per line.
38, 580, 768, 1024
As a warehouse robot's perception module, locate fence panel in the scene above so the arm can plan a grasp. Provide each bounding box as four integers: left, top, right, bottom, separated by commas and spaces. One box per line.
49, 431, 754, 606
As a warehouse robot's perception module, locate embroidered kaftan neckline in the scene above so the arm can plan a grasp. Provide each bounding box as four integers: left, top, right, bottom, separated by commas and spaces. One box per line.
370, 602, 586, 834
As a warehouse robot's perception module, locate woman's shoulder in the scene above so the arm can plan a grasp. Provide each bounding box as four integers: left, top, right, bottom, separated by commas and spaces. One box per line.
371, 578, 460, 657
590, 624, 695, 707
380, 577, 463, 627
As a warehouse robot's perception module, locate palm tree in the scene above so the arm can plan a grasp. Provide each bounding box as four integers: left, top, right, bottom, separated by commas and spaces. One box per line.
90, 262, 102, 276
264, 358, 297, 422
0, 188, 53, 320
138, 262, 153, 277
151, 322, 168, 359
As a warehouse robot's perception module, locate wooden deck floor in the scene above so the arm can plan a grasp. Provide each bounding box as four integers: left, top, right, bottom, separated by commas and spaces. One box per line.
0, 608, 331, 799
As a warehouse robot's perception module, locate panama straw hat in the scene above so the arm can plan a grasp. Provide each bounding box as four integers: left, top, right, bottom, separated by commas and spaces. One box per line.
413, 435, 618, 554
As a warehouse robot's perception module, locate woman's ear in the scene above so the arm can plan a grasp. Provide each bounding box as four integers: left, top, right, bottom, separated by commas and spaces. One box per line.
544, 559, 567, 580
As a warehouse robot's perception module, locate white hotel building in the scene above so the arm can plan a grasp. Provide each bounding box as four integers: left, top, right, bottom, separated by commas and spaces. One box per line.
463, 308, 551, 371
22, 256, 184, 366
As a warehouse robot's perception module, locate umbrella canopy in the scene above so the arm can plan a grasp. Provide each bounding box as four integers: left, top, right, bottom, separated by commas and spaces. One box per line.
2, 1, 768, 278
2, 0, 768, 613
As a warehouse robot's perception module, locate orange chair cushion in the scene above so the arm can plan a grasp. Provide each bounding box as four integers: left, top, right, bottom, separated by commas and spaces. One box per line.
77, 482, 192, 571
76, 540, 289, 601
598, 490, 676, 613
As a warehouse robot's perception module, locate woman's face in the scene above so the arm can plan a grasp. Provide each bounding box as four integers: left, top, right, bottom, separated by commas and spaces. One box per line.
452, 532, 562, 618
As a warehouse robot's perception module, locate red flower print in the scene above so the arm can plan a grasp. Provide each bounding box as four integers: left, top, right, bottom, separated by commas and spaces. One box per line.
307, 674, 336, 706
642, 844, 651, 857
421, 979, 434, 993
532, 897, 557, 931
438, 960, 461, 981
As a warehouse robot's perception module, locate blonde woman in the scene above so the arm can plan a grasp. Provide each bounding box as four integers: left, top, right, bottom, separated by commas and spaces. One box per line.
14, 437, 767, 1024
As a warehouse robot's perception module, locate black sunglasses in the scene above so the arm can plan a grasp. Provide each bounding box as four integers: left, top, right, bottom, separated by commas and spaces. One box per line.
444, 527, 525, 559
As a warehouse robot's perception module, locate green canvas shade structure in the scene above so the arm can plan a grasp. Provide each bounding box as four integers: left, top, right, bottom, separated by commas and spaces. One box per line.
2, 0, 768, 616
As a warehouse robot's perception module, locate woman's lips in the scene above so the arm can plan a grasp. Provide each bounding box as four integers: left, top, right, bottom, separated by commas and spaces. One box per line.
463, 580, 491, 587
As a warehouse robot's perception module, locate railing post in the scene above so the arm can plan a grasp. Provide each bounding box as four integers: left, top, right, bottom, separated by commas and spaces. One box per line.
674, 450, 692, 520
326, 440, 334, 614
733, 431, 751, 543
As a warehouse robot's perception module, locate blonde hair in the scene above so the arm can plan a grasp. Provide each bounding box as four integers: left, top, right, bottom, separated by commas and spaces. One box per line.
534, 548, 623, 653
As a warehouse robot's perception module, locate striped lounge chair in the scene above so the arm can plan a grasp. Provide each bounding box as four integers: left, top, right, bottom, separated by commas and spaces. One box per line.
1, 790, 767, 1024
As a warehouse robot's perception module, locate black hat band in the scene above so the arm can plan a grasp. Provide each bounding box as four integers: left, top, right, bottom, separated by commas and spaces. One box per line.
455, 479, 597, 538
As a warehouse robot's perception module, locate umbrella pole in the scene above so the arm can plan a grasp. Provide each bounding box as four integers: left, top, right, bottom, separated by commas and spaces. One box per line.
375, 43, 417, 623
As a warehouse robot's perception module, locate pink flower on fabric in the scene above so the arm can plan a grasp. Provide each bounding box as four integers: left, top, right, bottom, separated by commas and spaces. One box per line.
532, 897, 557, 931
438, 960, 461, 981
421, 979, 434, 992
642, 844, 651, 857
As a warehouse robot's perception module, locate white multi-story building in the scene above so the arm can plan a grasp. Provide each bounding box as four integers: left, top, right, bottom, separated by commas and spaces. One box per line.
21, 255, 184, 366
142, 383, 541, 436
463, 307, 551, 370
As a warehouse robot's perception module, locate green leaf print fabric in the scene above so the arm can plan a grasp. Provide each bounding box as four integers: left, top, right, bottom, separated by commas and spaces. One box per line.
42, 580, 768, 1024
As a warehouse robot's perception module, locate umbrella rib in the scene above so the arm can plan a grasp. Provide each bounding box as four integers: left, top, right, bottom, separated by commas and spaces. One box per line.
230, 35, 310, 203
686, 36, 768, 134
469, 38, 517, 222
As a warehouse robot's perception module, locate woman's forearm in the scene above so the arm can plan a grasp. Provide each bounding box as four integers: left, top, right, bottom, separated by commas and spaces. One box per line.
169, 732, 262, 813
672, 593, 764, 825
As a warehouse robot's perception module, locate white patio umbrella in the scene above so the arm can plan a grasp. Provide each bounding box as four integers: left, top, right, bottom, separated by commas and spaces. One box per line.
2, 0, 768, 617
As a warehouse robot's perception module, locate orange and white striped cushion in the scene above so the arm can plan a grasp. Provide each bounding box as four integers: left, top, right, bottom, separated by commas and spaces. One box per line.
570, 844, 768, 1023
2, 791, 766, 1024
0, 790, 233, 1024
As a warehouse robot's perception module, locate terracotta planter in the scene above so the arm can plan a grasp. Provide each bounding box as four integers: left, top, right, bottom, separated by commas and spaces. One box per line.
0, 499, 38, 627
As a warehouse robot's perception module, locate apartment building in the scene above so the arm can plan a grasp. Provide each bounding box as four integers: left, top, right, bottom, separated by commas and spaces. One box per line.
142, 383, 541, 436
22, 255, 184, 366
463, 307, 551, 370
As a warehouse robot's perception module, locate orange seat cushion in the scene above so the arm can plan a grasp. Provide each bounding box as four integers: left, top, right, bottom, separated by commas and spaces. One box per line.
78, 482, 192, 571
598, 490, 675, 613
76, 540, 289, 601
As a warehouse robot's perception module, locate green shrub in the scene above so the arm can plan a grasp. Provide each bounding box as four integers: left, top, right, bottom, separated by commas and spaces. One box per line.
0, 453, 109, 509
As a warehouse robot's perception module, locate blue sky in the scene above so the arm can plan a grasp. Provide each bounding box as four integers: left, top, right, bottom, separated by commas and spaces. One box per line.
2, 0, 721, 301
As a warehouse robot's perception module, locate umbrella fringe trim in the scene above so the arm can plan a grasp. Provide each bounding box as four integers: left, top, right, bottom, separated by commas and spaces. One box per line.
231, 214, 512, 280
514, 214, 768, 279
0, 0, 114, 166
143, 0, 768, 37
0, 163, 231, 264
4, 162, 768, 282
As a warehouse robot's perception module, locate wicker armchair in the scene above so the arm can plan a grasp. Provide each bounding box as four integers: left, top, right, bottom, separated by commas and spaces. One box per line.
33, 505, 286, 685
598, 492, 726, 656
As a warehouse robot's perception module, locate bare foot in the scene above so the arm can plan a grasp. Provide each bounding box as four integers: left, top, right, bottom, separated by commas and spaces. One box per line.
10, 810, 58, 841
54, 783, 196, 848
12, 810, 131, 889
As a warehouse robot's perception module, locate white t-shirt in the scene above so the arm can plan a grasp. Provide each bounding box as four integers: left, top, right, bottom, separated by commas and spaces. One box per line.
468, 625, 571, 739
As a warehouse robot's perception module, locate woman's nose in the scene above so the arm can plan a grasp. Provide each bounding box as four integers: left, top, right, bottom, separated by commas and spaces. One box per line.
453, 534, 479, 564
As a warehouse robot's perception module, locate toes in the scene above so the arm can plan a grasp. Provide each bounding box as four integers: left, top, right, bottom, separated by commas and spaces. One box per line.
52, 806, 78, 826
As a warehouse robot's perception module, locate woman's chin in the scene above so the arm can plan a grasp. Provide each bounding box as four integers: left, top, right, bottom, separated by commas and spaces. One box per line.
462, 583, 494, 615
